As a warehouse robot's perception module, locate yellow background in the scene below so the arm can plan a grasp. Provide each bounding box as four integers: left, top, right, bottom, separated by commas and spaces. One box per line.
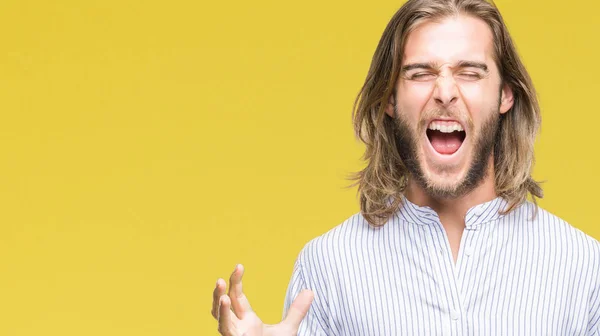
0, 0, 598, 335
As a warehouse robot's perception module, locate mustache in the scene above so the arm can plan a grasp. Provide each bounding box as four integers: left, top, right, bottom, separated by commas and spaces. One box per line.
417, 108, 473, 131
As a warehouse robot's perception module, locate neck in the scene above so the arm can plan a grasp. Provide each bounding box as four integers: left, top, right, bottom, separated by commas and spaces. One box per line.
403, 159, 497, 228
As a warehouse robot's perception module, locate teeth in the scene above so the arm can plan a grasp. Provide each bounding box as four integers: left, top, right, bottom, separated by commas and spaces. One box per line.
428, 121, 464, 133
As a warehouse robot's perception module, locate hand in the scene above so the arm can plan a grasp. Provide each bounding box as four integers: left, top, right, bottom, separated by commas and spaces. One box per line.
211, 264, 314, 336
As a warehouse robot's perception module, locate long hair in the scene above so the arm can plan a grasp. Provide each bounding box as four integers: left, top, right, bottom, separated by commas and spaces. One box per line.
351, 0, 543, 226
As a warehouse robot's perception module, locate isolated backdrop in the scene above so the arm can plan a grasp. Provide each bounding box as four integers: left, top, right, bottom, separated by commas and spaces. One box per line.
0, 0, 598, 335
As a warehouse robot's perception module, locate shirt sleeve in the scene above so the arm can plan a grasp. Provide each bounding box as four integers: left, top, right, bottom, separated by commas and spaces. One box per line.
588, 242, 600, 335
283, 253, 330, 335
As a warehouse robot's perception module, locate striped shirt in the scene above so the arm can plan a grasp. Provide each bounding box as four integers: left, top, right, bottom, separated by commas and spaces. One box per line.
283, 196, 600, 335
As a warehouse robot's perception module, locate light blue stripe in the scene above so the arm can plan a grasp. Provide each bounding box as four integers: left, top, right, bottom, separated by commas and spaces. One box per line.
283, 198, 600, 335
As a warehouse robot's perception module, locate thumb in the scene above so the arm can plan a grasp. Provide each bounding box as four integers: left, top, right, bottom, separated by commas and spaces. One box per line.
282, 289, 314, 328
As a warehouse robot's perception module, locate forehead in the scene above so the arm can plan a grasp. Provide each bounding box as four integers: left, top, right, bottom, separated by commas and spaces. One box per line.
402, 15, 495, 66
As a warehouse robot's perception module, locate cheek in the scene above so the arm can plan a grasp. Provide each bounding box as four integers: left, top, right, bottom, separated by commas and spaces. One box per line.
398, 81, 433, 122
457, 82, 488, 125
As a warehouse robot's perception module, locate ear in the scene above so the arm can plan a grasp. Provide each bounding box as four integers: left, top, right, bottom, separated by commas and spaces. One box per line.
499, 83, 514, 114
385, 93, 396, 118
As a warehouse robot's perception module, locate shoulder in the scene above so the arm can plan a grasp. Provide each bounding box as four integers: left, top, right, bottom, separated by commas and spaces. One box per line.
294, 212, 374, 274
511, 201, 600, 264
297, 212, 368, 258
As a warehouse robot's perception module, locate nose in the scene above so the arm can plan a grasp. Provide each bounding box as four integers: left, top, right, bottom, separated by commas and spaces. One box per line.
433, 74, 459, 107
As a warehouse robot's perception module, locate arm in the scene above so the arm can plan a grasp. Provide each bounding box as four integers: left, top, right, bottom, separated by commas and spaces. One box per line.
588, 241, 600, 335
283, 258, 330, 336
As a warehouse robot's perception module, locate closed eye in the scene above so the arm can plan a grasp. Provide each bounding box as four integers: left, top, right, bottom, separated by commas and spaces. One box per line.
409, 72, 436, 81
457, 72, 482, 80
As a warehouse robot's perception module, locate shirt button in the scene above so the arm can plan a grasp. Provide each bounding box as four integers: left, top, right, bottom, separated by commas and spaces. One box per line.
464, 246, 474, 256
451, 310, 460, 320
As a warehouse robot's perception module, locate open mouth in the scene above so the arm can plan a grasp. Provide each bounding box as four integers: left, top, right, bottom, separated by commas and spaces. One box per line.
426, 120, 466, 155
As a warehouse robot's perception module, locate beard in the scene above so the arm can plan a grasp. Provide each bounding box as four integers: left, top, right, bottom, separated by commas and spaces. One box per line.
393, 105, 501, 199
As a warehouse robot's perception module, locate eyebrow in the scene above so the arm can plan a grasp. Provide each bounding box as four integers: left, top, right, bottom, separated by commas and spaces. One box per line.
401, 62, 436, 72
401, 60, 489, 73
456, 60, 488, 72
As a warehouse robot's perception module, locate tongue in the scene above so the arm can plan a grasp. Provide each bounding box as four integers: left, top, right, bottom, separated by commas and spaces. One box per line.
429, 131, 463, 155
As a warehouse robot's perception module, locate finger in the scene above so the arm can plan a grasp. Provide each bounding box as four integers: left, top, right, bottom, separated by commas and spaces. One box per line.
228, 264, 252, 318
282, 289, 314, 328
217, 295, 235, 336
211, 278, 227, 320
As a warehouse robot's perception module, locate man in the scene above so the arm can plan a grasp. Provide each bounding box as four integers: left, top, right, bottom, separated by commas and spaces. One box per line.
211, 0, 600, 334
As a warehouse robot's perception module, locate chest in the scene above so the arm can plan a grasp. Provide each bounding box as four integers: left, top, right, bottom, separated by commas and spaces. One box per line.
322, 223, 590, 335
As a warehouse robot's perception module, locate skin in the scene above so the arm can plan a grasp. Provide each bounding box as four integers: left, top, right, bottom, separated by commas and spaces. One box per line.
211, 15, 515, 335
211, 264, 314, 335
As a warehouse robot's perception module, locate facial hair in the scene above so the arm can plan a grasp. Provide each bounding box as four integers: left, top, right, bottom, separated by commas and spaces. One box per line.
393, 105, 501, 199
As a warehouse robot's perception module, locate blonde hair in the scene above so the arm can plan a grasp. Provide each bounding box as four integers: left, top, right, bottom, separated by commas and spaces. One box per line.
351, 0, 543, 226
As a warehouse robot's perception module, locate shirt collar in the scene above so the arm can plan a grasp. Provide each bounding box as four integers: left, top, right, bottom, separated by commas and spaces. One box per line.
395, 194, 509, 229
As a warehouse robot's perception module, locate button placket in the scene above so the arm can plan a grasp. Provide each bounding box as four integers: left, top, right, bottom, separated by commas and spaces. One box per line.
453, 226, 478, 329
424, 224, 459, 333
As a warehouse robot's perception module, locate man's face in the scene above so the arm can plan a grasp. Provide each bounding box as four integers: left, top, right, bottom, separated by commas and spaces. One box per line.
386, 15, 514, 198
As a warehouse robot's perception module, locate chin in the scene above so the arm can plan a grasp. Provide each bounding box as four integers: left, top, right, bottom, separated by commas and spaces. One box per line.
424, 170, 469, 198
417, 154, 473, 199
